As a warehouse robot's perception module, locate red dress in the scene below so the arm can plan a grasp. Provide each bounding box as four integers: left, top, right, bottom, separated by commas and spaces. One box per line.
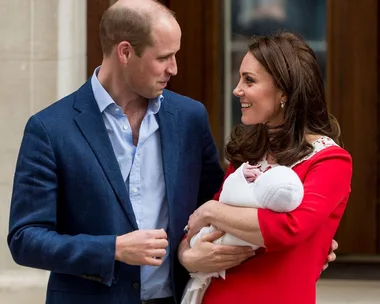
202, 144, 352, 304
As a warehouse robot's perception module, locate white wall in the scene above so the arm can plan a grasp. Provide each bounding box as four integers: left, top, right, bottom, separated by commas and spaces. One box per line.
0, 0, 86, 300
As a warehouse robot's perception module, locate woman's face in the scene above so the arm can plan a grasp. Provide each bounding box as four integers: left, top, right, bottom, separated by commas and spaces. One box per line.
233, 52, 286, 126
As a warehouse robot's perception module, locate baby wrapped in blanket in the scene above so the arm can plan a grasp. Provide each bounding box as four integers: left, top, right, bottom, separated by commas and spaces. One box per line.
181, 163, 304, 304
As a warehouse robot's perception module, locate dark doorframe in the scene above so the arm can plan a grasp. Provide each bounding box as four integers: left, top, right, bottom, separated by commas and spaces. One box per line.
164, 0, 224, 153
86, 0, 224, 154
327, 0, 379, 254
86, 0, 111, 77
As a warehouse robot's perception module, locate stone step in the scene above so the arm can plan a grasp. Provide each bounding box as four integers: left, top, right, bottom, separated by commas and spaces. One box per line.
0, 269, 48, 303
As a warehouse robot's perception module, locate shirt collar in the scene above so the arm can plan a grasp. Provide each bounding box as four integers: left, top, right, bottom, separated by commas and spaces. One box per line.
91, 66, 164, 114
148, 94, 163, 115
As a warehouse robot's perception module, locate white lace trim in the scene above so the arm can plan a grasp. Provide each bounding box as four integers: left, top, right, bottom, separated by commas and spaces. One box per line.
254, 136, 338, 172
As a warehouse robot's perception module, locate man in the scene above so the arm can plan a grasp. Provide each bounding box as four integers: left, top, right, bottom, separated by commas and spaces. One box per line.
8, 1, 226, 303
7, 1, 337, 303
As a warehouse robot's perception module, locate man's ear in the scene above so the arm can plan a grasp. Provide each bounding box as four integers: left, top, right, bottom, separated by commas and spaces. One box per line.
117, 41, 132, 64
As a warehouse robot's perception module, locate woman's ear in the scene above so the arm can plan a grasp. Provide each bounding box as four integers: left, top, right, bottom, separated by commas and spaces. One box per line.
280, 90, 288, 102
278, 91, 288, 109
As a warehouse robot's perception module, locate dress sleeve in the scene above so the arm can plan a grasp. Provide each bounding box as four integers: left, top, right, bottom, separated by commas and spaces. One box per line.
257, 147, 352, 252
212, 163, 236, 200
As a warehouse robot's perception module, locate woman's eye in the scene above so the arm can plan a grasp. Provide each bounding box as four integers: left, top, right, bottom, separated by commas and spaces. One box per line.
245, 77, 254, 83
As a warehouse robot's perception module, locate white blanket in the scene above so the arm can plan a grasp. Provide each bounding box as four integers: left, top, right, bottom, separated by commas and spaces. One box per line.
181, 164, 304, 304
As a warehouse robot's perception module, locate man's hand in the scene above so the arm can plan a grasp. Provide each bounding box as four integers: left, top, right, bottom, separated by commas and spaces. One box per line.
323, 239, 338, 271
179, 230, 255, 273
115, 229, 168, 266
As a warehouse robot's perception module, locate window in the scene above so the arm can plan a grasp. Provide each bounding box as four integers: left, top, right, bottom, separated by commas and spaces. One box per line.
224, 0, 326, 140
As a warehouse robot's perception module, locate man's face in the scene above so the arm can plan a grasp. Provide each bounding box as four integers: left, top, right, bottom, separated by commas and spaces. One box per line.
126, 18, 181, 99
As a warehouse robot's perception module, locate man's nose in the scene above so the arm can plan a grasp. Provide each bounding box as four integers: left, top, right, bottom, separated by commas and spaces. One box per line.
167, 57, 178, 76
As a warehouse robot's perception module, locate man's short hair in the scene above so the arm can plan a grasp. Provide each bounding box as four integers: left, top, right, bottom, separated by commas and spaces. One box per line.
99, 2, 175, 57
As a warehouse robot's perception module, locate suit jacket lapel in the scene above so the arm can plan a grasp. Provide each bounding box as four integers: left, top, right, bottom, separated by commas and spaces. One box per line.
73, 81, 138, 230
156, 96, 179, 229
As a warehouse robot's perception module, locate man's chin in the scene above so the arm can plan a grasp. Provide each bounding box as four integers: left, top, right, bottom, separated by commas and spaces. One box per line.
140, 90, 162, 100
155, 88, 164, 96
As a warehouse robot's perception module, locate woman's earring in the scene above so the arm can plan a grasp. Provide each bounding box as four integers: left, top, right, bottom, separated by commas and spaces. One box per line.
280, 100, 285, 109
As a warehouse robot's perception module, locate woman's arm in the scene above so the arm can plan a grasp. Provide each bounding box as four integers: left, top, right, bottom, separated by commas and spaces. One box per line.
187, 148, 352, 252
186, 201, 264, 246
187, 161, 264, 246
178, 230, 255, 273
257, 149, 352, 252
179, 162, 256, 272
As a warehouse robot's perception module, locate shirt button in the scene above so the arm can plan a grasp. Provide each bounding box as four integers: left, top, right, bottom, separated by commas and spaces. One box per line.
123, 125, 128, 130
132, 188, 138, 193
132, 282, 140, 289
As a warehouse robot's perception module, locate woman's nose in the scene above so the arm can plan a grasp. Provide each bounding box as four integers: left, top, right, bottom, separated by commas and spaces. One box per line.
233, 84, 243, 97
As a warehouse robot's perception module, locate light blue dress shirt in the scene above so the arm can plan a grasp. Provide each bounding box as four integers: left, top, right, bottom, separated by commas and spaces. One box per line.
91, 67, 171, 300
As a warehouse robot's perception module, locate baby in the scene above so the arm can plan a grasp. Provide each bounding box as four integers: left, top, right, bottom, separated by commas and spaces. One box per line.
181, 163, 304, 304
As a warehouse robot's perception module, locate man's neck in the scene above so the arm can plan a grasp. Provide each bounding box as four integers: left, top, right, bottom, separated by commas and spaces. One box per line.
97, 63, 147, 114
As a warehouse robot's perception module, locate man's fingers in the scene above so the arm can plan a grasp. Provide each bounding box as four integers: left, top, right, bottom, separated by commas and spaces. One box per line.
150, 249, 167, 258
148, 228, 168, 239
144, 257, 163, 266
152, 238, 169, 248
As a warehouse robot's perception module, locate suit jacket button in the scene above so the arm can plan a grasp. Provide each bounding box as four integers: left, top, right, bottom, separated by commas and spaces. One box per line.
133, 282, 140, 289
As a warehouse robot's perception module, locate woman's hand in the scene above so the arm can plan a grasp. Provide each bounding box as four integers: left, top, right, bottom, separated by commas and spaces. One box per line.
323, 239, 338, 270
178, 230, 255, 273
186, 200, 218, 242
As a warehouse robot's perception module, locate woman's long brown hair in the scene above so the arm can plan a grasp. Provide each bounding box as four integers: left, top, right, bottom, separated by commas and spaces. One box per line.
225, 32, 341, 169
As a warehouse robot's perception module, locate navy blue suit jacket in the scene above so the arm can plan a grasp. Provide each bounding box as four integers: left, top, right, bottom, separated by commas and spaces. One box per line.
8, 80, 224, 304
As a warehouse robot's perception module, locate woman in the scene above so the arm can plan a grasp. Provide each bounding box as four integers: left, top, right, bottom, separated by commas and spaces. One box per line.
178, 32, 352, 303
